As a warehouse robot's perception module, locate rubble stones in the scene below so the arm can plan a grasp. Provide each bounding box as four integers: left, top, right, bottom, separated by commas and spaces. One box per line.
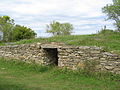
0, 42, 119, 74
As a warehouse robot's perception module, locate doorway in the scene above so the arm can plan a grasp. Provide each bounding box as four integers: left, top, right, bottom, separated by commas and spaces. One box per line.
43, 48, 58, 65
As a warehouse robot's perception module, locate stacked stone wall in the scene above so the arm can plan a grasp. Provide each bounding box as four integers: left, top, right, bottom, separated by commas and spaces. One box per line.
0, 43, 120, 74
58, 46, 120, 74
0, 43, 45, 64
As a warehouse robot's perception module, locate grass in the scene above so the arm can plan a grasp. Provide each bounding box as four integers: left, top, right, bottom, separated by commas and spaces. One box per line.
3, 30, 119, 54
0, 58, 120, 90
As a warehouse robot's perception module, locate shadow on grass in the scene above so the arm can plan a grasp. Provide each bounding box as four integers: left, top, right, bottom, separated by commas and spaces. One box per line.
0, 84, 26, 90
0, 84, 42, 90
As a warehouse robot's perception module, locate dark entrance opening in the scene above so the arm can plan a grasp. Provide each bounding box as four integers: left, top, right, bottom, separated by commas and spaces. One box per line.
43, 48, 58, 65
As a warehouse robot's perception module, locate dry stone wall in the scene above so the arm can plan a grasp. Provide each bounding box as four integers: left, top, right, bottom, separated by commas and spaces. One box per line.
58, 46, 120, 74
0, 43, 45, 64
0, 43, 120, 74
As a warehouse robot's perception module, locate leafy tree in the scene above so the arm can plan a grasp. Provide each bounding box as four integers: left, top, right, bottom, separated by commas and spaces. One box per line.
46, 21, 73, 36
0, 16, 36, 42
0, 16, 14, 41
61, 23, 73, 35
102, 0, 120, 31
12, 25, 36, 41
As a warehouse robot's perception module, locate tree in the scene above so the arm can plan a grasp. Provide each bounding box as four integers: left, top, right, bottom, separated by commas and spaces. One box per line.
102, 0, 120, 31
0, 16, 14, 41
12, 25, 36, 41
46, 21, 73, 36
0, 16, 36, 42
61, 23, 73, 35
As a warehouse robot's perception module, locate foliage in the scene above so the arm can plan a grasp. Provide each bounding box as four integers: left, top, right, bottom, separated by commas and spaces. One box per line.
0, 16, 36, 42
46, 21, 73, 36
0, 58, 119, 90
102, 0, 120, 31
12, 25, 36, 41
83, 60, 100, 75
0, 16, 14, 42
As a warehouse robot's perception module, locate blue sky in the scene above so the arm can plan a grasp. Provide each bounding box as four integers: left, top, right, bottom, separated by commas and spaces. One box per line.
0, 0, 114, 37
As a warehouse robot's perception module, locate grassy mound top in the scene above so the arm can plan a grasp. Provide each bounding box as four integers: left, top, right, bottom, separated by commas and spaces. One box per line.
0, 30, 120, 54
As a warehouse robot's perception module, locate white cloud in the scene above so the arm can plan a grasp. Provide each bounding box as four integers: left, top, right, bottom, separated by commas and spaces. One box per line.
0, 0, 113, 37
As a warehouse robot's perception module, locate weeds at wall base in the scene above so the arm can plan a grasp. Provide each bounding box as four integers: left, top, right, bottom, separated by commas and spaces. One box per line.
0, 57, 120, 82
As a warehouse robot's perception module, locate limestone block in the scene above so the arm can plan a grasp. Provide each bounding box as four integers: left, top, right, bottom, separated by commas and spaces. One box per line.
91, 51, 101, 54
100, 58, 106, 60
78, 51, 84, 54
79, 46, 90, 49
104, 66, 114, 70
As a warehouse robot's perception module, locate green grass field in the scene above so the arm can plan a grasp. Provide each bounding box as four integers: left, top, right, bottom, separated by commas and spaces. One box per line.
0, 58, 120, 90
10, 30, 120, 54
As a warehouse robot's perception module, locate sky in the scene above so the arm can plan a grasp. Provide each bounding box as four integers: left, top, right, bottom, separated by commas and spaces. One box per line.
0, 0, 114, 37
